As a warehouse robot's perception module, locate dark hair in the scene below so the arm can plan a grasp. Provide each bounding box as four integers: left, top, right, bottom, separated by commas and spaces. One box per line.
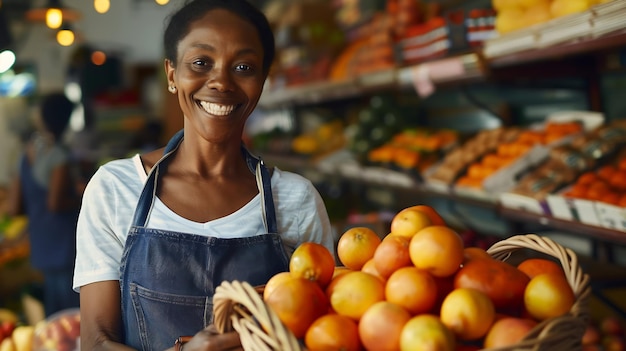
163, 0, 275, 75
40, 92, 74, 141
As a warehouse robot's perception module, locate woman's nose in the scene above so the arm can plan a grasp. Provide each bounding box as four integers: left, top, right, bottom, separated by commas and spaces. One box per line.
207, 67, 234, 92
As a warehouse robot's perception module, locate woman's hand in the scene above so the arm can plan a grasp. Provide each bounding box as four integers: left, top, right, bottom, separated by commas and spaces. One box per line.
178, 325, 243, 351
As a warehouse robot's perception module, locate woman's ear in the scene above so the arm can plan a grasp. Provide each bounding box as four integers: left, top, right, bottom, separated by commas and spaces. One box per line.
164, 59, 175, 88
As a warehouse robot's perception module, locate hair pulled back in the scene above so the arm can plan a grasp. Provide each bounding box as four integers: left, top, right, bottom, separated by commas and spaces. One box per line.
163, 0, 275, 75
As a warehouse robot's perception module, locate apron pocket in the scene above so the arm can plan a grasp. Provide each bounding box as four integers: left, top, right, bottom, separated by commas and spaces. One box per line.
129, 282, 211, 351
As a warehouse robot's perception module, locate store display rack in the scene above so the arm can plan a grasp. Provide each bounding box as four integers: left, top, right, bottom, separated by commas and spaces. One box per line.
259, 1, 626, 109
255, 8, 626, 264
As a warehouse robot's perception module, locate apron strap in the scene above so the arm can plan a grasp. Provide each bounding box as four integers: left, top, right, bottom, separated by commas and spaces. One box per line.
130, 130, 278, 234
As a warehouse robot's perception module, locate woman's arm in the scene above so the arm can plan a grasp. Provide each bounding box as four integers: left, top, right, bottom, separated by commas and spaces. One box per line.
80, 281, 137, 351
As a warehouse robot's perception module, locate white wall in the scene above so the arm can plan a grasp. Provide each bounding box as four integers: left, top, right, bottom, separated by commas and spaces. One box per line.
15, 0, 179, 92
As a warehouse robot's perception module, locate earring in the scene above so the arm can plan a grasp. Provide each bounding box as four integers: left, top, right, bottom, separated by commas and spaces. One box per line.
168, 85, 177, 93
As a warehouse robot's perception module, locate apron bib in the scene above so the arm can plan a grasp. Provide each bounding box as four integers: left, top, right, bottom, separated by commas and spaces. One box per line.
119, 130, 289, 351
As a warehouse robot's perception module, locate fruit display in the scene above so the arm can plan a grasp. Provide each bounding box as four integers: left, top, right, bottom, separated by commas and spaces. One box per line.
493, 0, 615, 35
455, 120, 584, 192
218, 205, 588, 351
425, 127, 521, 188
32, 309, 80, 351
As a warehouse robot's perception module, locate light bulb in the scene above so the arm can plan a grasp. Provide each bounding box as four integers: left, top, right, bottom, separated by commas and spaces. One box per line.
57, 29, 75, 46
46, 8, 63, 29
0, 50, 16, 74
91, 50, 106, 65
94, 0, 110, 14
155, 0, 169, 5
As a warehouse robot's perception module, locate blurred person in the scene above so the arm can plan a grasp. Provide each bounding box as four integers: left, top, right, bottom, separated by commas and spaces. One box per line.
7, 92, 81, 316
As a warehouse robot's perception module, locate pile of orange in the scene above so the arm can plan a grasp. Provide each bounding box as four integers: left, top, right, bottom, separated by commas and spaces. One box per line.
261, 205, 578, 351
456, 121, 583, 189
564, 153, 626, 206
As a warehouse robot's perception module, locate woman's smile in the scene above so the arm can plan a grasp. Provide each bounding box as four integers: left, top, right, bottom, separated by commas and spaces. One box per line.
198, 100, 240, 116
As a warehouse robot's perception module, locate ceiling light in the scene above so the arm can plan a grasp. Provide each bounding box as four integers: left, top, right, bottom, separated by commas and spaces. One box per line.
0, 49, 15, 74
56, 23, 75, 46
155, 0, 170, 4
26, 0, 81, 26
94, 0, 110, 14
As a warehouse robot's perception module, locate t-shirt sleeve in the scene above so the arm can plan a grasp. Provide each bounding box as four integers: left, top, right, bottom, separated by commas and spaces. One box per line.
72, 167, 126, 292
273, 170, 337, 260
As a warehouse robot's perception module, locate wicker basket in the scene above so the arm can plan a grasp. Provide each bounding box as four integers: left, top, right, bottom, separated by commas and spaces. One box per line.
212, 234, 590, 351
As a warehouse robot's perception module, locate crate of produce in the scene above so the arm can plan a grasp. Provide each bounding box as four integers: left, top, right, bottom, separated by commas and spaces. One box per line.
212, 232, 590, 351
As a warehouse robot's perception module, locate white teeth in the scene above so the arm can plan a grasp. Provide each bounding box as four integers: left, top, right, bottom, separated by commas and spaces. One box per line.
199, 101, 236, 116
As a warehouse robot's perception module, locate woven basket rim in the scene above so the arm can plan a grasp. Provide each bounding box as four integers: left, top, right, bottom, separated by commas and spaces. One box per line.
213, 233, 590, 351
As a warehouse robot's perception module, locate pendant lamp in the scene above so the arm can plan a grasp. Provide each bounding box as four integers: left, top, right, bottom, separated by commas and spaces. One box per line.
25, 0, 81, 28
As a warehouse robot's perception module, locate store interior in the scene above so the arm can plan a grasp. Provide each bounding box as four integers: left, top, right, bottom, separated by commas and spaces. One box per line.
0, 0, 626, 349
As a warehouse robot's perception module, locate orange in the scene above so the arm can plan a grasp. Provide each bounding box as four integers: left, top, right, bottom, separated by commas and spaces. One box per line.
463, 247, 492, 263
337, 226, 381, 270
517, 258, 564, 279
305, 314, 361, 351
524, 273, 575, 321
390, 208, 433, 238
483, 317, 538, 348
327, 271, 385, 321
399, 314, 456, 351
409, 226, 464, 278
289, 242, 336, 288
332, 266, 352, 280
361, 258, 386, 283
577, 172, 598, 186
358, 301, 412, 351
440, 288, 496, 341
263, 277, 329, 338
373, 235, 412, 278
263, 271, 293, 301
385, 266, 438, 315
454, 258, 530, 310
406, 205, 447, 226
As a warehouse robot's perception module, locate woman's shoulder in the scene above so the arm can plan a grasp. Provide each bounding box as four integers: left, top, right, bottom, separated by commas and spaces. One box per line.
94, 155, 144, 183
271, 167, 314, 190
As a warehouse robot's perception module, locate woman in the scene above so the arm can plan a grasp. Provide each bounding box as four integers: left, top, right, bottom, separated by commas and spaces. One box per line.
73, 1, 335, 350
8, 92, 81, 317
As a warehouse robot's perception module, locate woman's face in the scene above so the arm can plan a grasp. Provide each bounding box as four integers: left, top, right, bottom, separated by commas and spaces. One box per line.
166, 9, 266, 143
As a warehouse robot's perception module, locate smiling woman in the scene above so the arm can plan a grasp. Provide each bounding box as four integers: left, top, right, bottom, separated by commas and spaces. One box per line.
73, 1, 335, 351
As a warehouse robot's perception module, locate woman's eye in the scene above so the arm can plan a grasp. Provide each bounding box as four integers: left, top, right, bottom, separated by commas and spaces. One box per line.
235, 64, 251, 72
193, 59, 207, 67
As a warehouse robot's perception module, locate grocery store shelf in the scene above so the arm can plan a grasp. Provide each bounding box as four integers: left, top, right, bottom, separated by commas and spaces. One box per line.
259, 52, 484, 108
486, 28, 626, 68
498, 206, 626, 246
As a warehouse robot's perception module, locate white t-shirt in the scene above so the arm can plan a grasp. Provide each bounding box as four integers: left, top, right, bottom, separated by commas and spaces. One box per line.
73, 154, 335, 291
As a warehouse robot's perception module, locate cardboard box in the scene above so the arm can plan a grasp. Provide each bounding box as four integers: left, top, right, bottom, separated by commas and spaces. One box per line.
499, 192, 548, 215
546, 191, 603, 226
595, 202, 626, 231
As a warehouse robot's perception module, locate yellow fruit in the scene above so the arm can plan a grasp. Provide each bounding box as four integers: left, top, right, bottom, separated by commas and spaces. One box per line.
289, 242, 336, 288
328, 271, 385, 320
495, 8, 526, 34
522, 1, 552, 26
390, 208, 432, 238
493, 0, 521, 11
409, 226, 464, 278
440, 288, 496, 341
337, 227, 381, 270
263, 271, 293, 301
385, 266, 438, 315
0, 338, 15, 351
524, 273, 575, 320
400, 314, 455, 351
358, 301, 412, 351
550, 0, 593, 18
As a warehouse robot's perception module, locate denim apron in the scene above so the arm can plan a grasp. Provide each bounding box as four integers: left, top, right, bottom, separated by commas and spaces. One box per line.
119, 130, 289, 351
